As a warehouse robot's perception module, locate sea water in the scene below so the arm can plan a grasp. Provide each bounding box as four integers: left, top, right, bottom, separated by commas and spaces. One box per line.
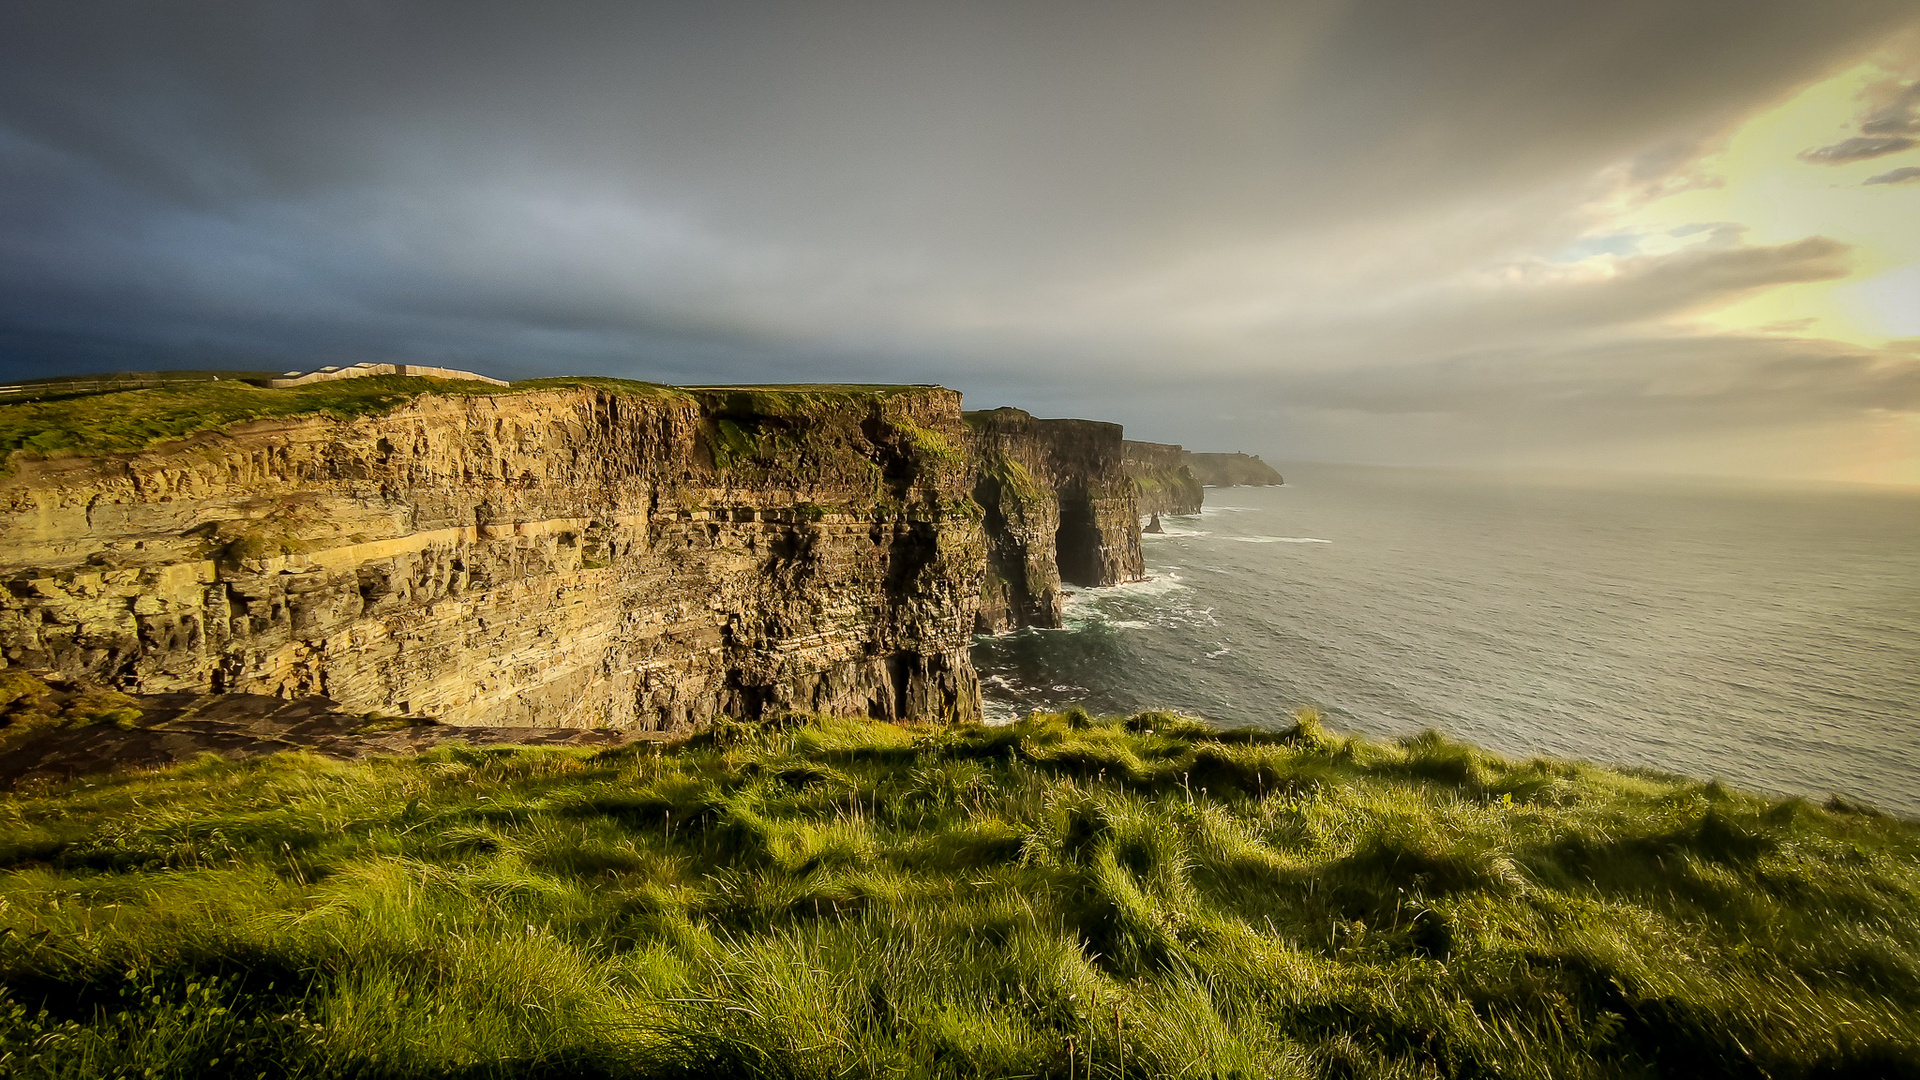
972, 463, 1920, 816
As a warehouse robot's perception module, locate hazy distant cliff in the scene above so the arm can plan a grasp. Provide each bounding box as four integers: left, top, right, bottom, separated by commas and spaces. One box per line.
1122, 440, 1204, 517
0, 380, 984, 730
965, 408, 1144, 633
1187, 452, 1283, 487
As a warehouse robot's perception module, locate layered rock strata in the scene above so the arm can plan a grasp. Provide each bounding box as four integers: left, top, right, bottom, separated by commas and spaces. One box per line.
1187, 452, 1284, 487
965, 408, 1144, 633
0, 383, 984, 730
1122, 440, 1204, 517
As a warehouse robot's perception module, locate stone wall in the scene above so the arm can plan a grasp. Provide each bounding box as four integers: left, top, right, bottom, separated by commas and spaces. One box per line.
0, 385, 983, 730
267, 363, 508, 388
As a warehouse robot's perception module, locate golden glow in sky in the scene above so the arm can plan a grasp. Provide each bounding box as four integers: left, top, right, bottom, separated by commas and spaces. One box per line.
1533, 54, 1919, 487
1615, 62, 1919, 346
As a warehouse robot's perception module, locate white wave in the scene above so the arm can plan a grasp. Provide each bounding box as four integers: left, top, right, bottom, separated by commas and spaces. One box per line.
1059, 579, 1187, 624
1109, 573, 1190, 597
980, 699, 1020, 726
1229, 535, 1331, 544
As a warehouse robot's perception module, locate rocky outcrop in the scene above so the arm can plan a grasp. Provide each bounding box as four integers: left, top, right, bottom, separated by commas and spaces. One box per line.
1123, 440, 1204, 517
1187, 452, 1284, 487
0, 383, 984, 731
965, 408, 1144, 633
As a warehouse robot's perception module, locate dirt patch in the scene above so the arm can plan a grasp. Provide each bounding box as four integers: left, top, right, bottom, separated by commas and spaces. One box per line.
0, 690, 670, 791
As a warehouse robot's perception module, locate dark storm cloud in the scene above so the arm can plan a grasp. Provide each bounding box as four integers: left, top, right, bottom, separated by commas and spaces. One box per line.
1864, 165, 1920, 184
0, 0, 1914, 475
1799, 135, 1919, 164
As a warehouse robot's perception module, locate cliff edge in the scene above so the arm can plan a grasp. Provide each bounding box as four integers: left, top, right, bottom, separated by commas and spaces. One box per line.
0, 377, 983, 730
1122, 440, 1204, 517
966, 408, 1144, 633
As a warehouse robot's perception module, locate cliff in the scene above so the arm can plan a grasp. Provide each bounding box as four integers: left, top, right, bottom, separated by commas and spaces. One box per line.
1122, 440, 1204, 517
965, 408, 1144, 633
1187, 452, 1284, 487
0, 377, 983, 730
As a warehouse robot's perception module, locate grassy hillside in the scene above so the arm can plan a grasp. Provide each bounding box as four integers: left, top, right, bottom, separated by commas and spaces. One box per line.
0, 375, 696, 465
0, 709, 1915, 1079
0, 372, 952, 476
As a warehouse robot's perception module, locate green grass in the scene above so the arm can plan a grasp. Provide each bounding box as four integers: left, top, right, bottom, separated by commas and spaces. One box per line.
0, 375, 689, 466
0, 372, 960, 504
0, 709, 1915, 1079
0, 375, 937, 468
687, 385, 960, 493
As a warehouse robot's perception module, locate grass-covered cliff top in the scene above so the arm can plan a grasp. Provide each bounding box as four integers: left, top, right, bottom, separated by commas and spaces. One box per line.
1, 709, 1914, 1079
0, 372, 942, 465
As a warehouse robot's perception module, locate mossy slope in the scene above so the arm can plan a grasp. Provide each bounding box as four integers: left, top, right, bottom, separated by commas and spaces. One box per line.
0, 374, 946, 465
0, 711, 1915, 1079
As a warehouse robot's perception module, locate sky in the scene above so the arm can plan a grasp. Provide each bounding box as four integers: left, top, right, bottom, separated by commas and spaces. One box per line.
2, 2, 1916, 485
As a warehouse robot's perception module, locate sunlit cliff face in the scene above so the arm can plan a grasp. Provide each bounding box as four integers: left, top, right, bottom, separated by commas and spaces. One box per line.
0, 4, 1914, 485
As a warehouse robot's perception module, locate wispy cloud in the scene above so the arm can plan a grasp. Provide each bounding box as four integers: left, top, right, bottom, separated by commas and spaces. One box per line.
1799, 135, 1918, 163
1860, 79, 1920, 136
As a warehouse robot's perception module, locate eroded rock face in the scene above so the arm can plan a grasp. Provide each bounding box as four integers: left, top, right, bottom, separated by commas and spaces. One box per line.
1123, 440, 1204, 517
965, 408, 1144, 633
0, 385, 984, 730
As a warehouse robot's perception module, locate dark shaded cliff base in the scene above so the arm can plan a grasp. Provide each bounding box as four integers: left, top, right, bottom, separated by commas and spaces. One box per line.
0, 689, 663, 792
1, 708, 1914, 1078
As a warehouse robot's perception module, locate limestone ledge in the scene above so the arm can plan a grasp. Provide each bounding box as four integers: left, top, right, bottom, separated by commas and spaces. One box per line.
0, 385, 983, 730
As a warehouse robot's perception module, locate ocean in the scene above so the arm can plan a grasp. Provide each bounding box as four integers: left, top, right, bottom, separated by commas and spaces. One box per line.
973, 463, 1920, 816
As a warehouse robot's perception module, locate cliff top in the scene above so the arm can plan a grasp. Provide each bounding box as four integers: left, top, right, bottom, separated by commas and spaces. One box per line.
1187, 451, 1285, 486
0, 372, 944, 466
961, 406, 1125, 436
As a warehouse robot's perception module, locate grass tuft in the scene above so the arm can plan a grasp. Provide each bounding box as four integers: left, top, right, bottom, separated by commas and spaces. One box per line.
0, 708, 1914, 1078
